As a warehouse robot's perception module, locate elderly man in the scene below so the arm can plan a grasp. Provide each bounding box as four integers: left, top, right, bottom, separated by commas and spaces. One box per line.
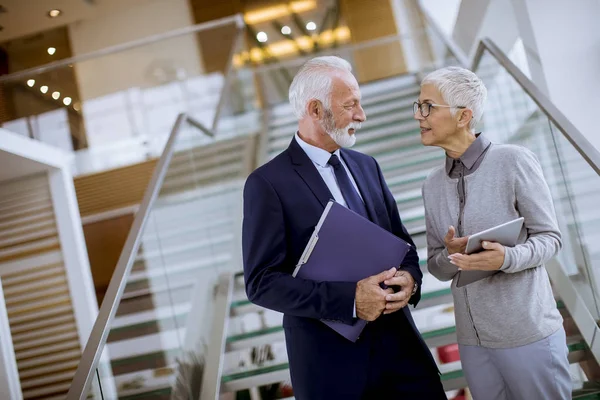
418, 66, 571, 399
242, 56, 445, 399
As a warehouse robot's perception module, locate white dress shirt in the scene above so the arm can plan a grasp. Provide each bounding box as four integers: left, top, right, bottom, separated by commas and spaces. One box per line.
294, 132, 364, 205
295, 132, 364, 317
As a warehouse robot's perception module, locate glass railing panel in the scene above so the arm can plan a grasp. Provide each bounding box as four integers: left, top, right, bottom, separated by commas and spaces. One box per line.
234, 27, 462, 109
547, 121, 600, 317
474, 49, 600, 319
69, 114, 248, 399
0, 17, 243, 176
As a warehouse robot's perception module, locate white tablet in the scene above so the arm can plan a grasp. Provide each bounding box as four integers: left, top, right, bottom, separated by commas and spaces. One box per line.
456, 217, 525, 288
465, 217, 525, 254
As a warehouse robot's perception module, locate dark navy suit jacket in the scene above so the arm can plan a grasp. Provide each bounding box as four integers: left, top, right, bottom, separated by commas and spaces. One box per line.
242, 138, 438, 399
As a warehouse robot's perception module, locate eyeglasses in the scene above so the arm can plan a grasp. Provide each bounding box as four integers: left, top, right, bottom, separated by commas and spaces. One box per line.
413, 101, 466, 118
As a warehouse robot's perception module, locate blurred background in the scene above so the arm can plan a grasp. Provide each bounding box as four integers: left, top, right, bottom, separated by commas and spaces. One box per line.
0, 0, 599, 399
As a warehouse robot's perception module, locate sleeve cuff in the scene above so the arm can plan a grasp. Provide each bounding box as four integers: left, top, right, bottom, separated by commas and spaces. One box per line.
439, 247, 459, 268
499, 246, 512, 272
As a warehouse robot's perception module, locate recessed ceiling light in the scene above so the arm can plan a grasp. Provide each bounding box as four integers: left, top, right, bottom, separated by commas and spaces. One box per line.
256, 32, 268, 43
63, 97, 72, 106
27, 79, 35, 87
281, 26, 292, 35
306, 22, 317, 31
52, 91, 60, 100
48, 9, 61, 18
47, 47, 56, 55
40, 85, 48, 94
73, 102, 80, 111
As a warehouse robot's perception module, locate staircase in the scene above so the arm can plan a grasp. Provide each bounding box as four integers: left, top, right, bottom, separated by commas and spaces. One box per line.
0, 174, 83, 400
98, 133, 258, 399
215, 72, 600, 399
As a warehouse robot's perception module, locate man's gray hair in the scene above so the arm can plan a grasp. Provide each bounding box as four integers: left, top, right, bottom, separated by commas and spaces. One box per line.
421, 66, 487, 130
289, 56, 353, 119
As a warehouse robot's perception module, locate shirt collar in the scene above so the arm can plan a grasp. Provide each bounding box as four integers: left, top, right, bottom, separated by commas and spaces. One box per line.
445, 133, 491, 174
295, 132, 341, 167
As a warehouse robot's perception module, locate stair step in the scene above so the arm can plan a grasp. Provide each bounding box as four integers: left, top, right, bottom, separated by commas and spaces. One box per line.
2, 274, 67, 297
21, 380, 71, 399
15, 338, 80, 360
17, 348, 81, 370
13, 330, 79, 353
10, 313, 74, 335
20, 369, 76, 390
19, 359, 80, 380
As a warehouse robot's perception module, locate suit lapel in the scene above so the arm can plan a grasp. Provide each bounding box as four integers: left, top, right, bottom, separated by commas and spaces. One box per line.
288, 138, 333, 208
341, 150, 378, 222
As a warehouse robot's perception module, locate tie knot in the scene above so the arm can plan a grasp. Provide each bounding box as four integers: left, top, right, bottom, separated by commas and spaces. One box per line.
328, 154, 342, 168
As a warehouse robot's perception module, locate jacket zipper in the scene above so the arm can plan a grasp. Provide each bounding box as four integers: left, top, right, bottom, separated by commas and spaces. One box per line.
463, 287, 480, 345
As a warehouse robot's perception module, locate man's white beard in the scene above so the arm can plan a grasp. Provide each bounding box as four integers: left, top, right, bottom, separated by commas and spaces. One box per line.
321, 110, 361, 148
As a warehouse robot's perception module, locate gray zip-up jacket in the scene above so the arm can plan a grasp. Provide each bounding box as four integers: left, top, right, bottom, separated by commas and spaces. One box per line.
422, 143, 563, 348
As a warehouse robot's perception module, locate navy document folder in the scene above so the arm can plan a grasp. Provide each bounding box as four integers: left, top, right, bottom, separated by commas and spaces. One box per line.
293, 200, 412, 342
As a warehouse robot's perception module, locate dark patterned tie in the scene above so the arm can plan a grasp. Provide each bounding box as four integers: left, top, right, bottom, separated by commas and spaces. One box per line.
328, 154, 369, 219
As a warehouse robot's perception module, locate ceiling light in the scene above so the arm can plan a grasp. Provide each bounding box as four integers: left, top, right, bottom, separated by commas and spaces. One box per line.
40, 85, 48, 94
306, 22, 317, 31
27, 79, 35, 87
73, 102, 80, 111
256, 32, 268, 43
63, 97, 72, 106
244, 1, 316, 25
47, 47, 56, 55
52, 91, 60, 100
281, 26, 292, 35
48, 9, 62, 18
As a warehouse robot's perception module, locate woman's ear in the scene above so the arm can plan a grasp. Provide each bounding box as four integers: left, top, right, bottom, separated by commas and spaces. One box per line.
457, 108, 473, 129
307, 99, 322, 120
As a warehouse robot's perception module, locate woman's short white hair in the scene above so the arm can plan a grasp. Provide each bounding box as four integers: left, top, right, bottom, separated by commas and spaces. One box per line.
421, 66, 487, 130
289, 56, 353, 119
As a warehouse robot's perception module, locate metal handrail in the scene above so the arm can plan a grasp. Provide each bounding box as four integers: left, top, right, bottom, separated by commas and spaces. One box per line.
65, 114, 214, 399
419, 9, 600, 177
0, 14, 245, 83
471, 38, 600, 176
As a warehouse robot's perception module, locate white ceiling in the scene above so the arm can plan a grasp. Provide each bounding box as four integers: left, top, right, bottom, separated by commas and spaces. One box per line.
0, 0, 153, 43
0, 149, 49, 181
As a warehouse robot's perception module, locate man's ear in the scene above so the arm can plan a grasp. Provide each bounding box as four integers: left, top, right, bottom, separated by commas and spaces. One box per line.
307, 99, 323, 120
457, 108, 473, 129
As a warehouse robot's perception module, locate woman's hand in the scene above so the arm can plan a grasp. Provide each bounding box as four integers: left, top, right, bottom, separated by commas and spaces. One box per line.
445, 225, 468, 255
448, 241, 505, 271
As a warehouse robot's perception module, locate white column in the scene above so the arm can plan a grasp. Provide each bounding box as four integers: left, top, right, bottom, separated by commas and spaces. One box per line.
450, 0, 519, 58
0, 280, 22, 400
391, 0, 427, 72
47, 167, 98, 346
510, 0, 600, 151
48, 167, 119, 399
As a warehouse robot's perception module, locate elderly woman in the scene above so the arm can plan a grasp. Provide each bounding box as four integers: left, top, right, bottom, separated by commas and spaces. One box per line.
417, 66, 571, 399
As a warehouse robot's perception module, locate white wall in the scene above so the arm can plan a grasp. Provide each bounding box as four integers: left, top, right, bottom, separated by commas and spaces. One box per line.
68, 0, 204, 101
450, 0, 519, 57
510, 0, 600, 152
418, 0, 461, 36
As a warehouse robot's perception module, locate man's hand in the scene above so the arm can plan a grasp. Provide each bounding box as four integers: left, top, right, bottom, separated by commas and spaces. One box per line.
355, 267, 396, 321
445, 225, 469, 255
449, 241, 505, 271
382, 270, 415, 314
